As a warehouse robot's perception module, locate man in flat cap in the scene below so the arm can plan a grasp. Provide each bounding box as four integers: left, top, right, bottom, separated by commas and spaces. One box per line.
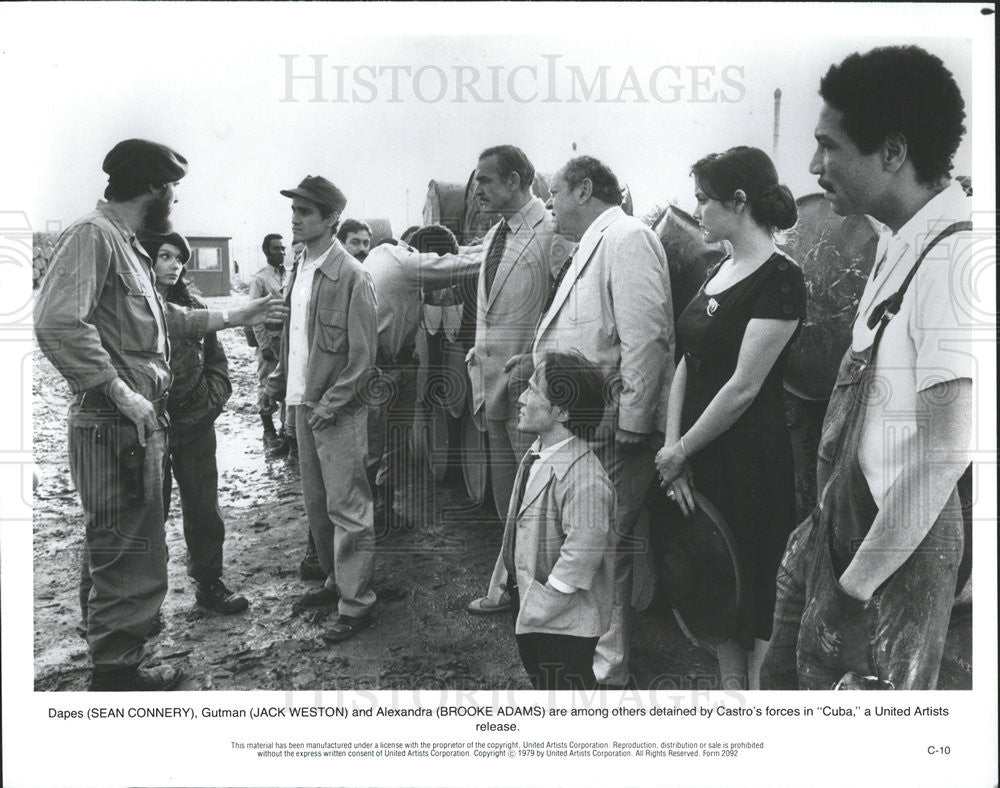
263, 175, 380, 643
35, 139, 284, 690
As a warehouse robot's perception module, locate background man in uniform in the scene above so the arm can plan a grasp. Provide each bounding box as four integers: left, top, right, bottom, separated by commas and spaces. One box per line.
264, 175, 380, 643
250, 232, 290, 456
762, 46, 974, 690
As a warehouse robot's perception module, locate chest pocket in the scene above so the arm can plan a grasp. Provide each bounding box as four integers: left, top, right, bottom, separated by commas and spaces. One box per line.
317, 308, 349, 353
116, 270, 159, 353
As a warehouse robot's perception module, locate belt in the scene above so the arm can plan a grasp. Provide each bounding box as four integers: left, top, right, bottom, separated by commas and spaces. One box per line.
78, 389, 169, 418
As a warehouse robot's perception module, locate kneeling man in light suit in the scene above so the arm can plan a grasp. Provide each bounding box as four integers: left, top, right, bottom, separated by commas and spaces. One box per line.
501, 351, 615, 691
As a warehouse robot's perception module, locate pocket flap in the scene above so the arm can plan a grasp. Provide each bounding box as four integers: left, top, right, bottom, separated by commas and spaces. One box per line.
117, 270, 153, 297
319, 308, 348, 328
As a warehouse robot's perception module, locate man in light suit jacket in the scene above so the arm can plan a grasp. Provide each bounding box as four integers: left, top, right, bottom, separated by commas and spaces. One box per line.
445, 146, 562, 616
502, 351, 615, 690
526, 155, 675, 687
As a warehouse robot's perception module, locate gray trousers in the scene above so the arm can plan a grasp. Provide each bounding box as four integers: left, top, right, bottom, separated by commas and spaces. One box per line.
592, 435, 658, 687
296, 405, 376, 618
481, 416, 534, 604
73, 416, 169, 669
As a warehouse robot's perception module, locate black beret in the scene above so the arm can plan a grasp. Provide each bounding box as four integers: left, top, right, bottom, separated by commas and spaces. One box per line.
102, 139, 188, 184
137, 231, 191, 264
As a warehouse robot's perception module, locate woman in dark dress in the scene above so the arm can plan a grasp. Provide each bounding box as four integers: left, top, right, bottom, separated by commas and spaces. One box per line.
655, 147, 806, 689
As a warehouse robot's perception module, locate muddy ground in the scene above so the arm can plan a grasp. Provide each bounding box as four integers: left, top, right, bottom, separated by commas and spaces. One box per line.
32, 295, 718, 692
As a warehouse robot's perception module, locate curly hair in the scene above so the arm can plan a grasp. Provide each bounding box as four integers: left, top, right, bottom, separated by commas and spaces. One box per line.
819, 46, 966, 185
336, 219, 372, 243
560, 156, 622, 206
261, 233, 283, 255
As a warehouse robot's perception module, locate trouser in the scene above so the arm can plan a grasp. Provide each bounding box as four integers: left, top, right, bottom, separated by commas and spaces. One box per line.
72, 415, 169, 669
163, 424, 225, 585
762, 504, 962, 690
515, 633, 600, 691
481, 415, 534, 604
511, 583, 599, 690
296, 404, 376, 618
256, 341, 285, 428
592, 433, 658, 687
366, 359, 419, 490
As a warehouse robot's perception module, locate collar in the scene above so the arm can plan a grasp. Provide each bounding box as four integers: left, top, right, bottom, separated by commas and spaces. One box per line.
528, 434, 590, 480
886, 180, 970, 255
577, 205, 623, 249
95, 200, 137, 239
505, 196, 546, 235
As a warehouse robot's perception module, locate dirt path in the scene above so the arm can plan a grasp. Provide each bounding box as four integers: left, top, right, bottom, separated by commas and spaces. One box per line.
32, 296, 717, 692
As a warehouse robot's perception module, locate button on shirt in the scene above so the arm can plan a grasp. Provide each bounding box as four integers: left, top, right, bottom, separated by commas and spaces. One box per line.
852, 181, 974, 503
286, 243, 335, 405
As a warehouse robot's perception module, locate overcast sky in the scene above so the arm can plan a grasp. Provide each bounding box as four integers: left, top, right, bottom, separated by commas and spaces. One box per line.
2, 4, 981, 276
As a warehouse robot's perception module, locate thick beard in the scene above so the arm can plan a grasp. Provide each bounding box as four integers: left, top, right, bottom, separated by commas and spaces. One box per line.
141, 194, 173, 234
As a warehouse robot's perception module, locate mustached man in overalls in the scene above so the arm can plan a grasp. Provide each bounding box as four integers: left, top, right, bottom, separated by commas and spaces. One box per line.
761, 46, 976, 690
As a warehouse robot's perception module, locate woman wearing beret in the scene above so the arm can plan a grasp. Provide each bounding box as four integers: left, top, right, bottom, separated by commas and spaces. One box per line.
141, 232, 249, 615
655, 147, 806, 690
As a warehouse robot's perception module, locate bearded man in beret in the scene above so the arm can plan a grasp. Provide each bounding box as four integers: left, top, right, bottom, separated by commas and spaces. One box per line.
34, 139, 282, 691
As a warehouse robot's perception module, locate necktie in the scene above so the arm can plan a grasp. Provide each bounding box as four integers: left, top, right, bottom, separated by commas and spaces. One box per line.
514, 449, 541, 514
510, 449, 542, 582
543, 255, 574, 313
483, 221, 509, 298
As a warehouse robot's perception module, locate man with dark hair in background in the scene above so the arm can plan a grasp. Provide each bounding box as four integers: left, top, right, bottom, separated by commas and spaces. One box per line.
518, 154, 674, 687
361, 224, 479, 535
250, 233, 290, 456
337, 218, 372, 262
762, 46, 974, 690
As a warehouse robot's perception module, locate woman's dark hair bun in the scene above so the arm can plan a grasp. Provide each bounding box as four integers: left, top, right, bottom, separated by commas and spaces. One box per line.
751, 183, 797, 230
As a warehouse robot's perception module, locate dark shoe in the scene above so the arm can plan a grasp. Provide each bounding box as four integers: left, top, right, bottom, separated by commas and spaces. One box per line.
89, 664, 183, 692
299, 556, 326, 582
265, 432, 290, 458
322, 614, 372, 643
195, 580, 249, 615
292, 586, 339, 615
